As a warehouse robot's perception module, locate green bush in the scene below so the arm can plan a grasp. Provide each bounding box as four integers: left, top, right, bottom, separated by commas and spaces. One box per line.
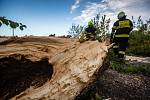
126, 31, 150, 56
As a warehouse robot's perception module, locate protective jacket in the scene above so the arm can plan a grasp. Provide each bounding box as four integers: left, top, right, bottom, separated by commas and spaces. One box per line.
85, 26, 96, 33
111, 18, 133, 39
111, 18, 133, 59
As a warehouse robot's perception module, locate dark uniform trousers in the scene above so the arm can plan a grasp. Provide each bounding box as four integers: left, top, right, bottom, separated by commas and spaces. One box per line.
113, 37, 128, 58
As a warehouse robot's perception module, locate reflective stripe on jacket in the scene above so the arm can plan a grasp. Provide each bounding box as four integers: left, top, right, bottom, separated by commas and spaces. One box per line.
111, 19, 133, 38
112, 20, 132, 29
115, 34, 129, 37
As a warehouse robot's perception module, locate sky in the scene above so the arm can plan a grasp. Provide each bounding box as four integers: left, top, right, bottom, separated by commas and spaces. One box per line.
0, 0, 150, 36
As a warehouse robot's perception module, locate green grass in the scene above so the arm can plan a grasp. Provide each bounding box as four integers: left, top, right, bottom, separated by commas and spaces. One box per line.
126, 31, 150, 56
108, 50, 150, 76
110, 60, 150, 76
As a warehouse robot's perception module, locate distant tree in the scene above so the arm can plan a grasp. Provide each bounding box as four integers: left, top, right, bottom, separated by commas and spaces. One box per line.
68, 23, 84, 38
136, 16, 144, 31
146, 19, 150, 33
78, 13, 111, 43
131, 16, 136, 28
93, 13, 110, 41
131, 16, 150, 33
0, 16, 27, 37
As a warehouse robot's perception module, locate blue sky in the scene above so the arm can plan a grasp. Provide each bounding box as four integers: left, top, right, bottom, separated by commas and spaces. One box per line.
0, 0, 150, 36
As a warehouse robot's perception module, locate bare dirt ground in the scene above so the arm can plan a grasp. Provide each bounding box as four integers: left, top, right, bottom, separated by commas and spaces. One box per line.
97, 69, 150, 100
76, 66, 150, 100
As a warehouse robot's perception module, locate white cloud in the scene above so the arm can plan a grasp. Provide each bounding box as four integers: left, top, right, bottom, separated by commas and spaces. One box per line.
70, 0, 81, 14
73, 2, 108, 23
73, 0, 150, 26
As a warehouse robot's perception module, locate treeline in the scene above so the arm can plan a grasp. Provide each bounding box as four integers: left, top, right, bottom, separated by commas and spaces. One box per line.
68, 13, 110, 40
132, 16, 150, 33
68, 14, 150, 38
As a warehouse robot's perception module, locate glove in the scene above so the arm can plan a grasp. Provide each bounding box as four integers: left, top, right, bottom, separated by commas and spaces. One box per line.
110, 32, 115, 44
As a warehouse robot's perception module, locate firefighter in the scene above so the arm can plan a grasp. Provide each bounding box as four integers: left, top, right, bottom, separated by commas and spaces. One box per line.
85, 20, 96, 40
110, 11, 133, 61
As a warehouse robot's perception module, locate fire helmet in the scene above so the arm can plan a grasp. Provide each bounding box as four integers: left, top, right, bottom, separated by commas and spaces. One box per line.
118, 11, 126, 19
88, 20, 94, 27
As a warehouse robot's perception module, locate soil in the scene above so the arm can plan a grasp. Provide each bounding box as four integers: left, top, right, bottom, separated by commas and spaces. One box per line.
76, 69, 150, 100
0, 54, 53, 100
97, 69, 150, 100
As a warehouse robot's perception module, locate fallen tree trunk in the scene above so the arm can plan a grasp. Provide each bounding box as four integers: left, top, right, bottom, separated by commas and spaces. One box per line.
0, 37, 111, 100
11, 41, 110, 100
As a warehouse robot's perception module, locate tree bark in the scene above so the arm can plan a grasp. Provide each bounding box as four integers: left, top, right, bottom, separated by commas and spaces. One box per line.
0, 37, 112, 100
